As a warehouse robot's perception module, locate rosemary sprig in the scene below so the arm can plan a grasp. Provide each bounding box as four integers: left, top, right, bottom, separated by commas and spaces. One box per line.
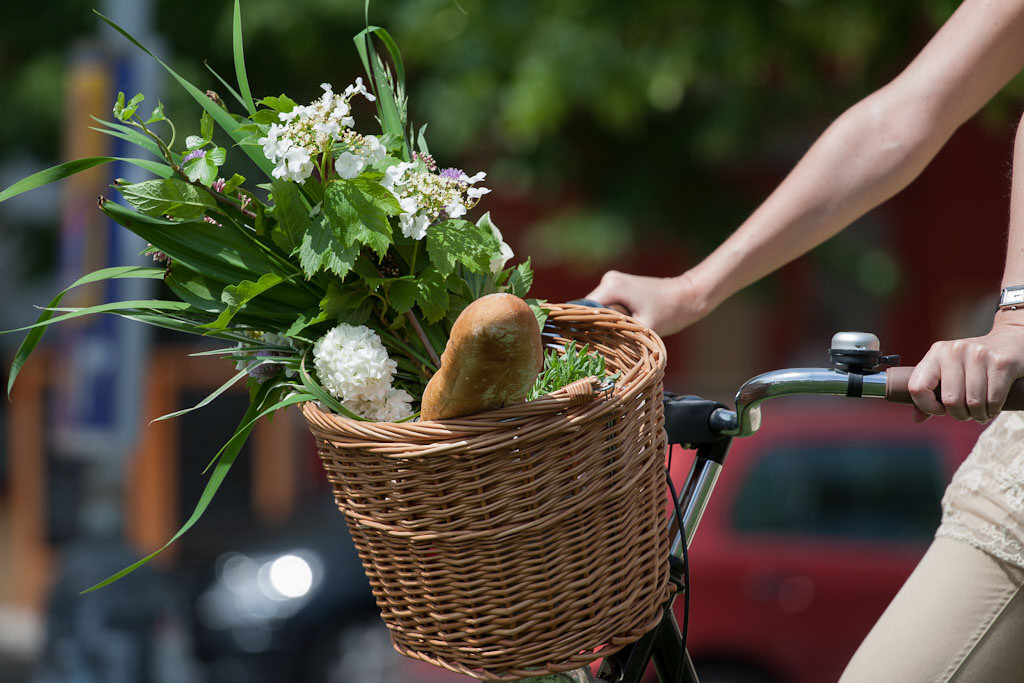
528, 342, 617, 400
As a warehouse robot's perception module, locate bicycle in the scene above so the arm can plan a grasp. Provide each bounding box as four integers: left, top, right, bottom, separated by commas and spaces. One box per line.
533, 316, 1024, 683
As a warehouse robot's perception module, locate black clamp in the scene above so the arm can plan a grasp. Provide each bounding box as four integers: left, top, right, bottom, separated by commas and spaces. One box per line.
663, 393, 729, 447
828, 346, 900, 397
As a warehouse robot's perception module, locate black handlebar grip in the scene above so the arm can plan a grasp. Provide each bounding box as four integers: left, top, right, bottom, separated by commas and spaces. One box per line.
885, 366, 1024, 411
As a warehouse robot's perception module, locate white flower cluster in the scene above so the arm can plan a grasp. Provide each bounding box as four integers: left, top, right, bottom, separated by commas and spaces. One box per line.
333, 132, 386, 179
312, 323, 413, 422
380, 163, 491, 240
258, 81, 375, 183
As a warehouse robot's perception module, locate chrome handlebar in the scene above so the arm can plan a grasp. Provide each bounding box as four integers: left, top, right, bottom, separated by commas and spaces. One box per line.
709, 367, 890, 438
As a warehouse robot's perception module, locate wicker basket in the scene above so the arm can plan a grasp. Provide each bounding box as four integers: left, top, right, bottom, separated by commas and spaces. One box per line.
301, 303, 671, 681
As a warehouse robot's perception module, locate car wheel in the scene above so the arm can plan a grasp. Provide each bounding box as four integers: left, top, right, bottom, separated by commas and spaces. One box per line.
306, 617, 401, 683
696, 662, 774, 683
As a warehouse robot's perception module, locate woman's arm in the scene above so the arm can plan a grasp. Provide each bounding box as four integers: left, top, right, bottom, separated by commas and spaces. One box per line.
908, 115, 1024, 422
588, 0, 1024, 337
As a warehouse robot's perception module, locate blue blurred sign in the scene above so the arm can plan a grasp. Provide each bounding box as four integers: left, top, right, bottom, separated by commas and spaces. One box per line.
53, 43, 158, 460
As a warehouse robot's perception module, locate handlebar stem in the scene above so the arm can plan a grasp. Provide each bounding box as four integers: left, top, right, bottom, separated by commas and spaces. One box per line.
716, 367, 888, 438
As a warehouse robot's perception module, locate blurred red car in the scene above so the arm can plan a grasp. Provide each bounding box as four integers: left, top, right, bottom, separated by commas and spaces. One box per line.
670, 400, 984, 683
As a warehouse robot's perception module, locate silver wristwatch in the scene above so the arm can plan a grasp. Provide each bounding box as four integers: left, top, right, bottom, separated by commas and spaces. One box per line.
998, 285, 1024, 311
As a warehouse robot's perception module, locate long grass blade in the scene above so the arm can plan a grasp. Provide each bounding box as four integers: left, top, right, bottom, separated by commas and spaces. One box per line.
0, 157, 171, 204
6, 266, 166, 397
232, 0, 257, 117
204, 62, 246, 110
88, 116, 167, 161
151, 367, 249, 422
81, 384, 316, 592
3, 300, 193, 335
298, 351, 364, 419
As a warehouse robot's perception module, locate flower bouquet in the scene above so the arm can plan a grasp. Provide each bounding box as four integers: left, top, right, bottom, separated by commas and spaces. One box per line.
2, 4, 538, 589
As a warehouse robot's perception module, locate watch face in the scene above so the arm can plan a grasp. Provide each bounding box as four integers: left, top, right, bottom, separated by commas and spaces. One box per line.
1002, 287, 1024, 306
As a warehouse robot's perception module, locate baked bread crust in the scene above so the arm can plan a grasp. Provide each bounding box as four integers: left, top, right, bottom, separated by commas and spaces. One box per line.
420, 293, 543, 420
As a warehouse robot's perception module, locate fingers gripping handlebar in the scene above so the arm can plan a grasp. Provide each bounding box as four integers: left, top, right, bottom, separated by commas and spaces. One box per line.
884, 366, 1024, 411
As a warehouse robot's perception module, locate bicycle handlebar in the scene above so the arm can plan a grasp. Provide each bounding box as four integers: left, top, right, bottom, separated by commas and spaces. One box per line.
709, 364, 1024, 439
885, 366, 1024, 411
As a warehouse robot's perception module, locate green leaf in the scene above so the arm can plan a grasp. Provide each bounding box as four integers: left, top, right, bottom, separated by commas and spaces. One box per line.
298, 216, 359, 279
100, 202, 301, 301
251, 110, 280, 125
165, 267, 228, 313
268, 180, 311, 255
200, 111, 215, 141
185, 135, 205, 150
507, 258, 534, 298
114, 91, 145, 122
222, 173, 245, 195
184, 154, 217, 186
94, 11, 277, 180
352, 256, 387, 290
323, 180, 393, 257
6, 267, 165, 397
348, 176, 402, 215
208, 147, 226, 166
414, 267, 449, 323
118, 178, 217, 219
145, 102, 165, 124
232, 0, 257, 117
259, 95, 296, 113
416, 123, 429, 155
388, 278, 417, 314
0, 157, 171, 204
320, 282, 369, 317
283, 308, 330, 337
528, 299, 550, 332
426, 219, 500, 276
203, 273, 285, 330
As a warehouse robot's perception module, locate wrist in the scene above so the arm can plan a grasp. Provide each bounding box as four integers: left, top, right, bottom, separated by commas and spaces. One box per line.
669, 270, 712, 323
994, 306, 1024, 328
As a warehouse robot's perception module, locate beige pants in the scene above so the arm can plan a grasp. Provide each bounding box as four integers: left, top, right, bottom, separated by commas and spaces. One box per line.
839, 537, 1024, 683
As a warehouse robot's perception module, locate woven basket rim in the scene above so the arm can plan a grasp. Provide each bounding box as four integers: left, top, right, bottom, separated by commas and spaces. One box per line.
301, 302, 666, 454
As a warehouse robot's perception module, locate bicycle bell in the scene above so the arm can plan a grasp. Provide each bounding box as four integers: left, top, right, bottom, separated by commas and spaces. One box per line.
829, 331, 899, 374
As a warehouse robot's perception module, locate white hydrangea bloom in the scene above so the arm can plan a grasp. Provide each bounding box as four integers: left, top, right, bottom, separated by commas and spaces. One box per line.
334, 151, 365, 179
343, 387, 413, 422
361, 135, 386, 162
398, 211, 430, 240
381, 162, 412, 190
445, 201, 467, 219
344, 77, 376, 102
313, 324, 398, 404
258, 81, 374, 183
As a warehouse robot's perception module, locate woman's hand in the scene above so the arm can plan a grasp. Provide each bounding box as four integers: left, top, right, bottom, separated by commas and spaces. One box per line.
908, 315, 1024, 423
585, 271, 709, 337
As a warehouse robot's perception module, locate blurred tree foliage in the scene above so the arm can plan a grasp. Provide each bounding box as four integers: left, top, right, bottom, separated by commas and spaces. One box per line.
4, 0, 1022, 265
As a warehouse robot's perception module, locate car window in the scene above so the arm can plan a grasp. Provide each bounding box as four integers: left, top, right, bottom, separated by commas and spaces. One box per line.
731, 440, 946, 542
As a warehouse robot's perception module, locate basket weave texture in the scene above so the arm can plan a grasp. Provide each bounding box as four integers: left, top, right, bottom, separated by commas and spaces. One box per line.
302, 304, 671, 681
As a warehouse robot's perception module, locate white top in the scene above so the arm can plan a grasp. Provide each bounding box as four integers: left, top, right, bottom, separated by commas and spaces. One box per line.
936, 411, 1024, 568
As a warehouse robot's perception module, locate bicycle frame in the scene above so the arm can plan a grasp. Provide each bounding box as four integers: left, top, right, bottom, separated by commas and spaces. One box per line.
593, 364, 894, 683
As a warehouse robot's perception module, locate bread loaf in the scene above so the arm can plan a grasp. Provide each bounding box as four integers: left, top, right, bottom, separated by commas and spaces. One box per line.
420, 293, 543, 420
